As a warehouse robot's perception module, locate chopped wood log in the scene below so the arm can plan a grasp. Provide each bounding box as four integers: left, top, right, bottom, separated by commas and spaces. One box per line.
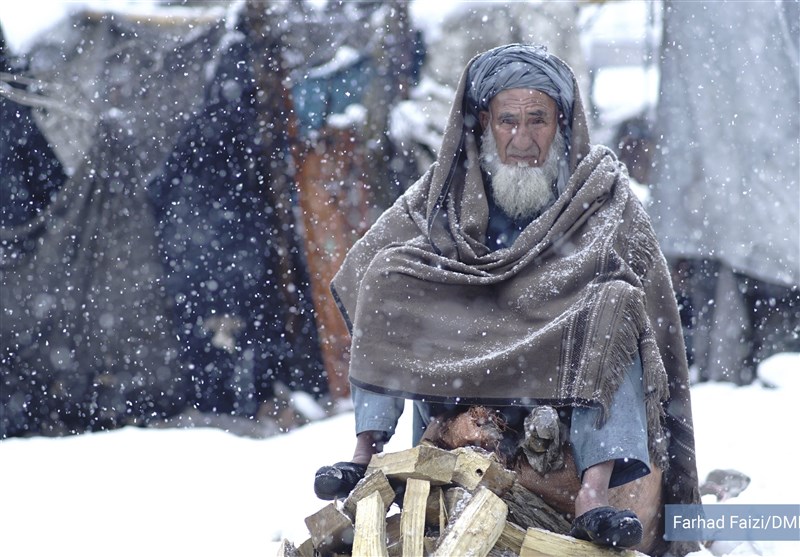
431, 486, 508, 557
295, 538, 315, 557
452, 446, 516, 495
499, 481, 571, 535
400, 478, 431, 557
423, 537, 438, 555
387, 512, 402, 540
493, 521, 527, 556
386, 513, 402, 557
424, 486, 447, 531
441, 486, 470, 522
343, 469, 395, 519
352, 491, 389, 557
519, 527, 650, 557
368, 445, 457, 485
304, 502, 354, 554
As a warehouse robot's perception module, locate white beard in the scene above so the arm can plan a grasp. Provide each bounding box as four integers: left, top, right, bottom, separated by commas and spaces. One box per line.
479, 127, 565, 220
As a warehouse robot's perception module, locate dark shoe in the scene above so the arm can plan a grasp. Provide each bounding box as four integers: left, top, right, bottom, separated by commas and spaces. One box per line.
569, 506, 643, 549
313, 461, 368, 500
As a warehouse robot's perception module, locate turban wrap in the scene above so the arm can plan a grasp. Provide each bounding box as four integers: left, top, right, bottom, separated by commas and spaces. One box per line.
466, 43, 576, 150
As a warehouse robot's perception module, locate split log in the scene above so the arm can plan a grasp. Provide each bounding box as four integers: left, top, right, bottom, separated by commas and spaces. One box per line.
304, 502, 354, 554
296, 538, 314, 557
400, 478, 431, 557
424, 486, 447, 531
368, 445, 457, 485
343, 469, 395, 520
519, 527, 650, 557
493, 521, 527, 556
352, 491, 389, 557
431, 487, 508, 557
452, 446, 516, 495
386, 513, 402, 556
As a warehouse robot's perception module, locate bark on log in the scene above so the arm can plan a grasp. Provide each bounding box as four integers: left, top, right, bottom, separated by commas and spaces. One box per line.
502, 481, 572, 535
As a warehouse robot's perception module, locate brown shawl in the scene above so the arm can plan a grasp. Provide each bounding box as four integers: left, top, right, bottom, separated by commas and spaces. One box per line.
332, 51, 700, 522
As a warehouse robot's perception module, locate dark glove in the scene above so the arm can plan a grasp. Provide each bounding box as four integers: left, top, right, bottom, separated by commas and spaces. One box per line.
569, 506, 643, 549
313, 461, 368, 500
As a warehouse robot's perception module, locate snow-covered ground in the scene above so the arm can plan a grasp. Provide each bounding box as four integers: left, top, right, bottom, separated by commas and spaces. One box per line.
0, 352, 797, 557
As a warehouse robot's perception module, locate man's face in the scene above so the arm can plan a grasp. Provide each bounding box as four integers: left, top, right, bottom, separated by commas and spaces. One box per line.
479, 88, 559, 167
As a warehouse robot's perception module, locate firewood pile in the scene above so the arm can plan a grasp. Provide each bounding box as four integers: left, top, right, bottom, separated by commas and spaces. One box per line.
277, 444, 649, 557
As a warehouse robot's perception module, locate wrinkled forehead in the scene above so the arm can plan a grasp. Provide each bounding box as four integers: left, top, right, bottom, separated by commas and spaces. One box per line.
487, 88, 558, 115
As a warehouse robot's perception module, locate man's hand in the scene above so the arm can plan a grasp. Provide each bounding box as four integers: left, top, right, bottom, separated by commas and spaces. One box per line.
352, 430, 386, 465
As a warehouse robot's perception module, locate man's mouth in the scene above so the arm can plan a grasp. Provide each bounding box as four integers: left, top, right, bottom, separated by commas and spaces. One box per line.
506, 155, 539, 167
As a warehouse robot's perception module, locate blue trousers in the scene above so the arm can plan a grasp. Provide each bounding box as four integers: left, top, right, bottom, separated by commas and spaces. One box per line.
352, 355, 651, 488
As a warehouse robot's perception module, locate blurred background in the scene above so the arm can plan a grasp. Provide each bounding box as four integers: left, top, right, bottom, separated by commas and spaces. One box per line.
1, 0, 798, 441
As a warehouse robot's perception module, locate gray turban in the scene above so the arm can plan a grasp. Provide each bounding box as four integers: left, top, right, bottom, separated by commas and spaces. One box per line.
466, 44, 575, 145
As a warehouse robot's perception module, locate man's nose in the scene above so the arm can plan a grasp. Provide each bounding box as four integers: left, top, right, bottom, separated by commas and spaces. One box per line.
510, 127, 535, 151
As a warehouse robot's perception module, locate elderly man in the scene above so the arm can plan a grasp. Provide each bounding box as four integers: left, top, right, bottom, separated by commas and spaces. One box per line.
315, 44, 700, 554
